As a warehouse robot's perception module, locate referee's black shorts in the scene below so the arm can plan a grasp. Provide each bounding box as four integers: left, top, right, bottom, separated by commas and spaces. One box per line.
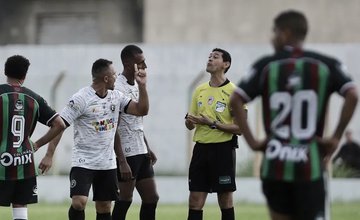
188, 139, 236, 193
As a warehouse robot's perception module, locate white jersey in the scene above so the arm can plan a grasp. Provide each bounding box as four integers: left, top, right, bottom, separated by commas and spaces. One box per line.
115, 74, 148, 157
61, 86, 131, 170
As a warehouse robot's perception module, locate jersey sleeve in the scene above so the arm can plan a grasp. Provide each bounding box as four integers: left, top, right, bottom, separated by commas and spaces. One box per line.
115, 90, 132, 113
189, 87, 199, 115
330, 60, 356, 96
60, 93, 86, 125
37, 96, 58, 126
236, 63, 264, 102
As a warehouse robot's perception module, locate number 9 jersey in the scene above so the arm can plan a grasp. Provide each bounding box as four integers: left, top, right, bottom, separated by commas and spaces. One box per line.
235, 47, 357, 181
0, 84, 58, 180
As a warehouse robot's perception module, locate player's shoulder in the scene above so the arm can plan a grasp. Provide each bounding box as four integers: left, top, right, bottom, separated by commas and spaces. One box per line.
303, 49, 341, 66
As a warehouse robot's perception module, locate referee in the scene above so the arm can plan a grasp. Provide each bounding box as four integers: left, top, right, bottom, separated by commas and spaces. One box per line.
185, 48, 246, 220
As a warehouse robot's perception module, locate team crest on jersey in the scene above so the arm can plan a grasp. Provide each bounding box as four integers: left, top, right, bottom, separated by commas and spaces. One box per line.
207, 96, 214, 105
15, 99, 24, 110
215, 101, 226, 112
110, 104, 116, 112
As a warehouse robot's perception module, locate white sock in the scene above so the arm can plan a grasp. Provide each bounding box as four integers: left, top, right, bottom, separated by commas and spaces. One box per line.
12, 207, 28, 220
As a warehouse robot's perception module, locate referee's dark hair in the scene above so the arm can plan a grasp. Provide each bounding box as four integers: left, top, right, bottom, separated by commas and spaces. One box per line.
92, 58, 113, 78
274, 10, 308, 40
212, 48, 231, 73
5, 55, 30, 80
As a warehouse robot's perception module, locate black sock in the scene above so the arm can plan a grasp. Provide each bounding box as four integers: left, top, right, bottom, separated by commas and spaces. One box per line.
68, 206, 85, 220
112, 200, 132, 220
140, 202, 157, 220
96, 212, 111, 220
187, 209, 203, 220
221, 207, 234, 220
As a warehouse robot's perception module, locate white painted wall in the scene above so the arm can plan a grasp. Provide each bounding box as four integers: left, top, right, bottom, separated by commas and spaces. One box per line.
0, 44, 359, 175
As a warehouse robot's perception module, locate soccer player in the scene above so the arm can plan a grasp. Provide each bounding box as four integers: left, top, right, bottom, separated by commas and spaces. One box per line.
0, 55, 66, 220
39, 58, 149, 220
111, 45, 159, 220
230, 10, 358, 220
185, 48, 246, 220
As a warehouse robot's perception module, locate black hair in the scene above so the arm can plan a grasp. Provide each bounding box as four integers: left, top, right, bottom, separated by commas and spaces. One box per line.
121, 45, 143, 63
91, 58, 113, 78
274, 10, 308, 40
4, 55, 30, 80
212, 48, 231, 73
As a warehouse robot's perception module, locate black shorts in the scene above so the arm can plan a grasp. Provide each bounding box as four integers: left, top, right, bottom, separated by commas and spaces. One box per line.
69, 167, 119, 201
0, 177, 37, 206
188, 140, 236, 193
117, 154, 154, 182
262, 177, 327, 220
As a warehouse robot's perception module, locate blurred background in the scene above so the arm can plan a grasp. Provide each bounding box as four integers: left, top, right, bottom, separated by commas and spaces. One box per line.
0, 0, 360, 204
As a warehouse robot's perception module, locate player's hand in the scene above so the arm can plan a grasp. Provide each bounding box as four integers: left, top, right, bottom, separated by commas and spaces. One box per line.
119, 161, 133, 181
38, 155, 53, 175
148, 150, 157, 165
317, 136, 340, 166
134, 63, 147, 86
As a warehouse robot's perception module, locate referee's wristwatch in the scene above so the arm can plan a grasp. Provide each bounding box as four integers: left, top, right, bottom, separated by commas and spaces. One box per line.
210, 121, 218, 129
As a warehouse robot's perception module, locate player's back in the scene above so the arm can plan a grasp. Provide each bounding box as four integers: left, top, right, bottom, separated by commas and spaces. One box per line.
0, 84, 45, 180
253, 48, 354, 181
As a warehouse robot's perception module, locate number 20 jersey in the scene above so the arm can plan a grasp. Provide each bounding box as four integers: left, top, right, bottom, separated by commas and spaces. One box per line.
235, 47, 356, 182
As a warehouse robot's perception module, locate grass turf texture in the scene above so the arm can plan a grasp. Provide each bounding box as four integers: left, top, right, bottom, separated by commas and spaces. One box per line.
1, 202, 360, 219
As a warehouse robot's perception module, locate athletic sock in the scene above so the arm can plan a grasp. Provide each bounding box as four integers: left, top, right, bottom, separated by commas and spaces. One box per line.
68, 205, 85, 220
187, 209, 203, 220
96, 212, 111, 220
12, 207, 28, 220
221, 207, 234, 220
112, 200, 132, 220
140, 202, 157, 220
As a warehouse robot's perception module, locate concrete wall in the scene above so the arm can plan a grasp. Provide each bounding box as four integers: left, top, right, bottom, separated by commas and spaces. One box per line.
145, 0, 360, 43
0, 43, 359, 175
0, 0, 142, 44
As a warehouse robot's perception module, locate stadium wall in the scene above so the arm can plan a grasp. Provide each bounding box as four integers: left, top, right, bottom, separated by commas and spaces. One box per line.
0, 44, 359, 175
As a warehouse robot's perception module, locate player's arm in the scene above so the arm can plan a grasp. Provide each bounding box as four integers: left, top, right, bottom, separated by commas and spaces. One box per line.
230, 92, 266, 151
125, 64, 149, 116
319, 87, 358, 164
34, 115, 66, 151
333, 87, 358, 140
114, 119, 132, 180
144, 134, 157, 165
38, 130, 65, 174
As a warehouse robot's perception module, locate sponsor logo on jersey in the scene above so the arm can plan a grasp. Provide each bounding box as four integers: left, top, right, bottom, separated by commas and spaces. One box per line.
215, 101, 226, 112
0, 151, 33, 167
265, 139, 308, 162
92, 117, 116, 132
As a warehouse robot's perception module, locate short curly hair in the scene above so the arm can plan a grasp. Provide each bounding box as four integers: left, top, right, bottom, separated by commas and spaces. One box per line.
5, 55, 30, 80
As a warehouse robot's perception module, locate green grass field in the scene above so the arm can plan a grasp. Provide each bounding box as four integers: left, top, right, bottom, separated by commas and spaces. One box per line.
1, 202, 360, 220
